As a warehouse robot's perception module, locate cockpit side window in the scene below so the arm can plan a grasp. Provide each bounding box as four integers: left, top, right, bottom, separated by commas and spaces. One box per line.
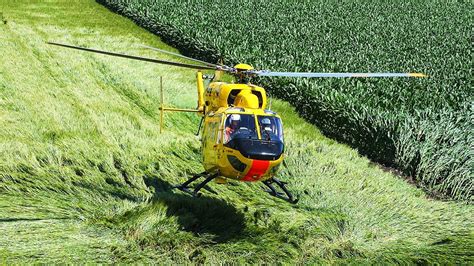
224, 113, 257, 143
257, 116, 284, 142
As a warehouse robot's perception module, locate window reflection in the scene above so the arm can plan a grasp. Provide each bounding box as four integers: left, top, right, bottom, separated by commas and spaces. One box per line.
258, 116, 283, 142
223, 113, 283, 143
224, 114, 257, 143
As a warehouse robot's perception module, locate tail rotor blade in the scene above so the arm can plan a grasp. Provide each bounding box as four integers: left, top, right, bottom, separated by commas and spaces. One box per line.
47, 42, 215, 70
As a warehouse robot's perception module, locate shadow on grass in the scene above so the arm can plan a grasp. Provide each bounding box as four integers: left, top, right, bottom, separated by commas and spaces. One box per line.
144, 176, 246, 243
73, 180, 144, 202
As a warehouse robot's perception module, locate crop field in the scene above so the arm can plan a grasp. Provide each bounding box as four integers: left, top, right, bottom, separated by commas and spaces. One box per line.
0, 0, 473, 264
98, 0, 473, 201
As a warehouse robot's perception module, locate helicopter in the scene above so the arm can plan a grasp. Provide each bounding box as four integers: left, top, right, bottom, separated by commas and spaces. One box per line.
47, 41, 426, 203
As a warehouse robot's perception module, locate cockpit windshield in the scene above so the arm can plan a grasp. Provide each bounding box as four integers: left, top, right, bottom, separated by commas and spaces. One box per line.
223, 113, 284, 144
258, 116, 283, 142
223, 113, 284, 160
224, 114, 257, 143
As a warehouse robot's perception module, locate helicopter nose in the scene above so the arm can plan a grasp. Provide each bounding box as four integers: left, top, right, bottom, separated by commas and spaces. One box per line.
240, 159, 270, 182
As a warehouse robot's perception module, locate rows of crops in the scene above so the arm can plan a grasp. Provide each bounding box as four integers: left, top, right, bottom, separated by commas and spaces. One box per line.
97, 0, 472, 201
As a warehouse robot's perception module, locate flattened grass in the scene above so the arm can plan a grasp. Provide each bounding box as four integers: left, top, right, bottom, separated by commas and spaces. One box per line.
0, 1, 472, 264
97, 0, 473, 200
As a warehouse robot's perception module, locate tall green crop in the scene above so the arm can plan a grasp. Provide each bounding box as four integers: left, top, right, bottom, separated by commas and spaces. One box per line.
97, 0, 473, 201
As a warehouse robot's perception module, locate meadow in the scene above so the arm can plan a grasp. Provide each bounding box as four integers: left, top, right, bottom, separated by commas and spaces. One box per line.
98, 0, 473, 201
0, 0, 472, 263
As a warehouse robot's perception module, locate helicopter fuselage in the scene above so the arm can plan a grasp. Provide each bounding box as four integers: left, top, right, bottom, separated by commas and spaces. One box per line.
198, 74, 284, 182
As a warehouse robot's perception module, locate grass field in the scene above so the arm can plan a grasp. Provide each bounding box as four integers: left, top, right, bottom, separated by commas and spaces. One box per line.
0, 1, 473, 263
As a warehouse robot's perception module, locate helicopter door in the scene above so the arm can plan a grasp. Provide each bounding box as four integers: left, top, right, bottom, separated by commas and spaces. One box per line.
203, 115, 221, 170
215, 114, 223, 160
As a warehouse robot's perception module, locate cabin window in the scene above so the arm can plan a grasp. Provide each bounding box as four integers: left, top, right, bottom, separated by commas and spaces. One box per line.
216, 120, 222, 144
207, 122, 219, 145
257, 116, 284, 142
212, 121, 220, 144
204, 120, 220, 147
223, 114, 257, 143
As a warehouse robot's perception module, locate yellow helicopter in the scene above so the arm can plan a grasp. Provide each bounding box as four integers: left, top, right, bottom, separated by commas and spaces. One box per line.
48, 42, 426, 203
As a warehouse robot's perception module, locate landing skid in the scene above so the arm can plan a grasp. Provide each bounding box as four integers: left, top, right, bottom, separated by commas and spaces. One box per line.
262, 177, 299, 204
174, 171, 219, 197
175, 172, 298, 204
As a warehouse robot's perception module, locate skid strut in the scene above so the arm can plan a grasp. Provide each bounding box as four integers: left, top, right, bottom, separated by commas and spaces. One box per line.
174, 171, 219, 197
262, 177, 298, 204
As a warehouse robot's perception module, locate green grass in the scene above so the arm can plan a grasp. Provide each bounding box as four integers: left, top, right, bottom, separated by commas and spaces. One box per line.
0, 0, 473, 264
97, 0, 473, 201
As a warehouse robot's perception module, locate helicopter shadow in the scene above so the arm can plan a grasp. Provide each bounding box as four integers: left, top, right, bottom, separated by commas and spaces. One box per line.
144, 176, 246, 243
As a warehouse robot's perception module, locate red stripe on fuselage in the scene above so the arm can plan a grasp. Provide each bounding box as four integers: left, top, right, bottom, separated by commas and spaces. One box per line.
241, 160, 270, 182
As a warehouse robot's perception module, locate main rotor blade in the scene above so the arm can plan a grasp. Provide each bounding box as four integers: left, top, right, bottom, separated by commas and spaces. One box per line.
47, 42, 215, 70
140, 44, 219, 68
253, 71, 427, 78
